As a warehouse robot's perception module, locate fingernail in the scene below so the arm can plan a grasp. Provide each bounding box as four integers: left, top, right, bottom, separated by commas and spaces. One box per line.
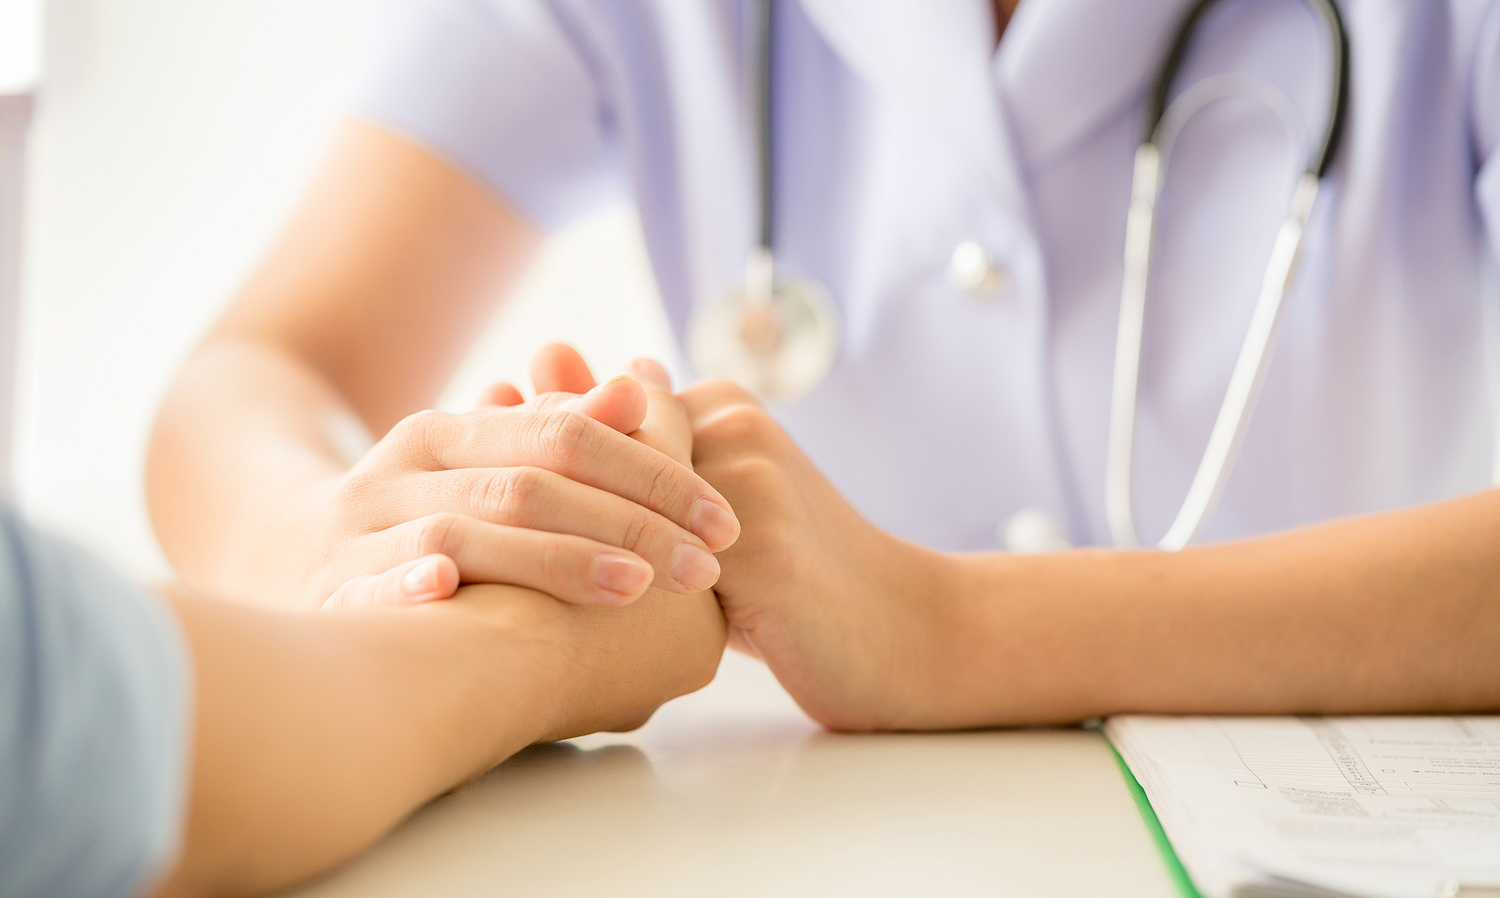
401, 558, 442, 598
671, 543, 721, 592
691, 498, 740, 549
594, 553, 653, 596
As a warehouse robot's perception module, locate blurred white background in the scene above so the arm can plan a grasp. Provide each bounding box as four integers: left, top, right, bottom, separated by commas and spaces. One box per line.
0, 0, 41, 92
14, 0, 676, 578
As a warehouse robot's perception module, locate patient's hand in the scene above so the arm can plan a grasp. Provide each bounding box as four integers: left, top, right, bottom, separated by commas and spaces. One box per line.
680, 381, 954, 732
430, 576, 727, 743
302, 345, 738, 610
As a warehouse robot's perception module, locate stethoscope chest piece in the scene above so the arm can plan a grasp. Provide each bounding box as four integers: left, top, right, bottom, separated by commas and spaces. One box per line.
690, 250, 839, 402
689, 0, 838, 403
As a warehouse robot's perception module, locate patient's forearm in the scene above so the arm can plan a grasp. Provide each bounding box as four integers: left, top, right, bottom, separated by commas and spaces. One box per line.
932, 492, 1500, 726
153, 578, 723, 897
153, 585, 558, 897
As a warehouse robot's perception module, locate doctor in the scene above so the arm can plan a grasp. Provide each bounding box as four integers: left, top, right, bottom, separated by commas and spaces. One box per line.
151, 0, 1500, 722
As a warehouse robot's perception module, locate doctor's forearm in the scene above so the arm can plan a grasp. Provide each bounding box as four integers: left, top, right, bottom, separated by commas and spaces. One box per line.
147, 339, 365, 602
147, 122, 540, 603
932, 492, 1500, 724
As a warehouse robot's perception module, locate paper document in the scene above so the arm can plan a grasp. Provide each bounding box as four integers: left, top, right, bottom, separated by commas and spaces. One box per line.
1105, 716, 1500, 898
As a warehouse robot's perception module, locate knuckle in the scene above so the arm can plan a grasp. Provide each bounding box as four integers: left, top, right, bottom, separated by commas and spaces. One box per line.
619, 508, 653, 556
703, 403, 777, 452
328, 471, 385, 530
536, 537, 576, 591
391, 407, 447, 442
534, 411, 594, 471
642, 459, 684, 515
724, 455, 786, 496
389, 408, 455, 465
481, 466, 548, 525
409, 512, 463, 558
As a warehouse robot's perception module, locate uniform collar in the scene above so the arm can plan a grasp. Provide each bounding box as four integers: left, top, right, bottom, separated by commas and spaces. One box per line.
796, 0, 1025, 213
797, 0, 1193, 182
998, 0, 1193, 165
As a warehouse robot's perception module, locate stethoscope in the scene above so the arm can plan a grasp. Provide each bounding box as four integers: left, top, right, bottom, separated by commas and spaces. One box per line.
688, 0, 840, 402
1107, 0, 1349, 550
690, 0, 1350, 550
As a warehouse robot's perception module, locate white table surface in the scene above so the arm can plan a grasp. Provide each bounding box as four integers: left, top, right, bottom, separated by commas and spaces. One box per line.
283, 652, 1180, 897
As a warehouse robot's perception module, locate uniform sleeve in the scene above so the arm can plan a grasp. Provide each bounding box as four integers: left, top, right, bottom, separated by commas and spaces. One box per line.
351, 0, 624, 230
0, 507, 190, 898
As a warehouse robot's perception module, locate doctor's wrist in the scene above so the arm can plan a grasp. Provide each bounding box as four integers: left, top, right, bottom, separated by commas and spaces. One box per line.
771, 534, 1014, 733
899, 549, 1063, 729
856, 540, 979, 731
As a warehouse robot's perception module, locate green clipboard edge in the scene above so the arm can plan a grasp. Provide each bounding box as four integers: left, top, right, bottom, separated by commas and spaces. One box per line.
1093, 721, 1209, 898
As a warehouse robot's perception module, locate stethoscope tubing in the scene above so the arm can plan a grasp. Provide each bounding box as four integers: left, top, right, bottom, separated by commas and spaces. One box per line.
754, 0, 776, 255
1106, 0, 1351, 550
1148, 0, 1349, 176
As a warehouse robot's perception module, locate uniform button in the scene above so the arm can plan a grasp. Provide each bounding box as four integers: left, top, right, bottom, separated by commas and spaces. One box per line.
1001, 508, 1072, 554
947, 240, 1010, 298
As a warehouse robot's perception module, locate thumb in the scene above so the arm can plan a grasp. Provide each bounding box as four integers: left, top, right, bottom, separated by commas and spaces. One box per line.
321, 554, 460, 611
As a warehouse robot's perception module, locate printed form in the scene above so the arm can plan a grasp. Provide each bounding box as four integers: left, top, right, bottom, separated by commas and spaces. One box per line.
1105, 716, 1500, 898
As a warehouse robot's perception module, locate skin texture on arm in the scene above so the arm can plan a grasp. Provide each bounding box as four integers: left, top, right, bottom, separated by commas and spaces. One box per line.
680, 381, 1500, 732
147, 122, 737, 609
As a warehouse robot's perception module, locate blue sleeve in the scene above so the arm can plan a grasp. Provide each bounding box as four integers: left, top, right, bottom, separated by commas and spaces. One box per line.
350, 0, 624, 230
0, 506, 190, 898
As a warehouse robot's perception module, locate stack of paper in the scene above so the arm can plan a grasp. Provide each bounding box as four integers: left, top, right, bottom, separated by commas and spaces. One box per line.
1105, 716, 1500, 898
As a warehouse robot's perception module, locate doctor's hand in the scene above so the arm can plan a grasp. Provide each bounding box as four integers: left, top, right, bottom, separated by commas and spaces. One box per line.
680, 381, 956, 732
297, 349, 739, 610
507, 346, 728, 717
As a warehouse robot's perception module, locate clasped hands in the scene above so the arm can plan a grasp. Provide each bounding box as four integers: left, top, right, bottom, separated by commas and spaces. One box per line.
308, 343, 946, 734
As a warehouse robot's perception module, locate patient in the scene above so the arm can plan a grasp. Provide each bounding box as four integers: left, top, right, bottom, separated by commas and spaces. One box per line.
1, 365, 726, 898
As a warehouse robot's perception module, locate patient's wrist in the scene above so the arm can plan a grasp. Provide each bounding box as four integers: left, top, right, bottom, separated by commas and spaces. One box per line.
432, 584, 583, 746
431, 584, 724, 749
